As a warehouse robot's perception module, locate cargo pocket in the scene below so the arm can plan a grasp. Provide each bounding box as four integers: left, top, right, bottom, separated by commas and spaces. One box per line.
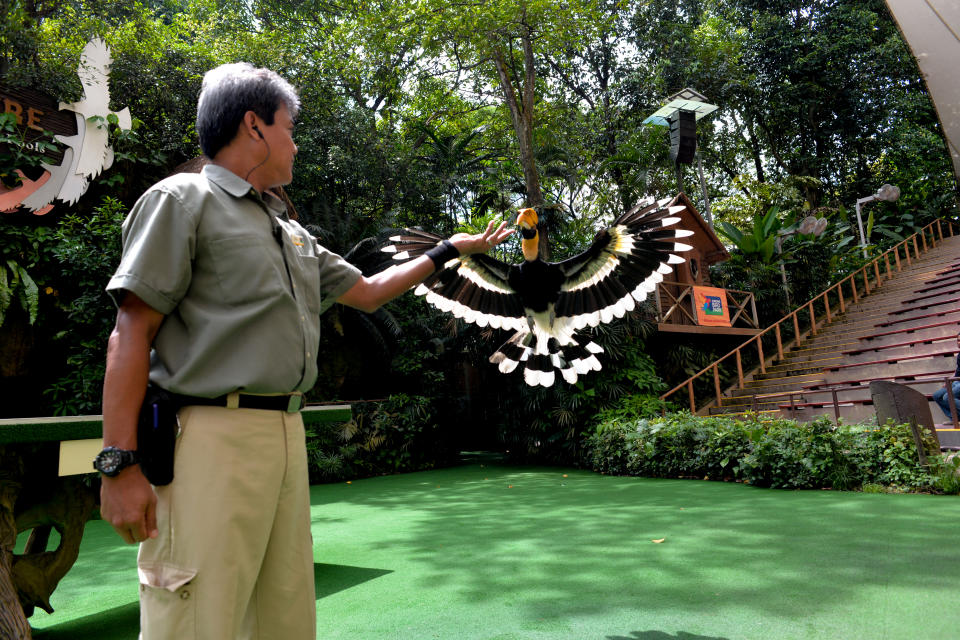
138, 563, 198, 639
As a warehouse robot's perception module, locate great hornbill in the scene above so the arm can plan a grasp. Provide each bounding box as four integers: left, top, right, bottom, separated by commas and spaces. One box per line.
382, 197, 693, 386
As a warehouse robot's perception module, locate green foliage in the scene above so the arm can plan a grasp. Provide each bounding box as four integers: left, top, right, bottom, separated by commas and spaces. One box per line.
584, 413, 950, 493
716, 205, 783, 264
304, 394, 458, 482
739, 417, 859, 489
41, 197, 126, 415
0, 258, 39, 327
0, 220, 57, 328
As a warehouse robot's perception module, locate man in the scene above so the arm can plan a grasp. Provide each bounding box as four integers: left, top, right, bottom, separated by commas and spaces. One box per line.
97, 62, 511, 639
933, 332, 960, 424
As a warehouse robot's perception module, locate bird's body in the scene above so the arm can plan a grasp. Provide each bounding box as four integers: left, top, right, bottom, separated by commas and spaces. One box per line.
383, 197, 692, 386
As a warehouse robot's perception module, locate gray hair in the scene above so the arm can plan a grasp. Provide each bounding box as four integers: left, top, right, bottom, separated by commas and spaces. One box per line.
196, 62, 300, 158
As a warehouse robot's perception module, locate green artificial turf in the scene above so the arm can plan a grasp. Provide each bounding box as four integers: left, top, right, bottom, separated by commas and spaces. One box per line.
23, 456, 960, 639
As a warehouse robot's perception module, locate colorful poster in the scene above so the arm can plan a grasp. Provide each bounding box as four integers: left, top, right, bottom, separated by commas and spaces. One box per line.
693, 286, 731, 327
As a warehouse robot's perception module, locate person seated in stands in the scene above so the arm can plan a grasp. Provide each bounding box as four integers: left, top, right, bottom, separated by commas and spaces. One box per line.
932, 332, 960, 423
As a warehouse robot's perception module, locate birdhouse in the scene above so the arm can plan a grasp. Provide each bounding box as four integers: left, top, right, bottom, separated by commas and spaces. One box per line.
655, 193, 759, 335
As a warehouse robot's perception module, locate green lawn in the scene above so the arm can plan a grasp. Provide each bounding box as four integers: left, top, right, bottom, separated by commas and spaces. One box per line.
25, 456, 960, 639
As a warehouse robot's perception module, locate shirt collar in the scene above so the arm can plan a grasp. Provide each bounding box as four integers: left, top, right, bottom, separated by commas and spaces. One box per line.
202, 164, 288, 217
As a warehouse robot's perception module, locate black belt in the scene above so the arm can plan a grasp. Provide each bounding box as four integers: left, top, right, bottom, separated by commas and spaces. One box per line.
174, 392, 306, 413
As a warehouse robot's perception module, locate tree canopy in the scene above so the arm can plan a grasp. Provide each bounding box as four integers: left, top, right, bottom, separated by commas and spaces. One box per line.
1, 0, 958, 454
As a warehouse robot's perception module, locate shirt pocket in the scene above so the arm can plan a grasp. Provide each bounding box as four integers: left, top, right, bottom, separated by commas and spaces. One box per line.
290, 253, 322, 315
208, 235, 285, 305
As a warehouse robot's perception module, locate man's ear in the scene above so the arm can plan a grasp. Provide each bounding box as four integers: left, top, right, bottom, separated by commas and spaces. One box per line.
242, 110, 262, 140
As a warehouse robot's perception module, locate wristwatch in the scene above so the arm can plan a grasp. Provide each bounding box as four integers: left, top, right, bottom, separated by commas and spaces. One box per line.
93, 446, 139, 477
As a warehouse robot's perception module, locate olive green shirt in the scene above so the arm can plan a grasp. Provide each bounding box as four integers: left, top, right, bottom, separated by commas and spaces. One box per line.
106, 164, 361, 397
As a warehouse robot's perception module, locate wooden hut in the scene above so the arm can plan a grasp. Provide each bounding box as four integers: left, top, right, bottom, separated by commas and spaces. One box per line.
655, 193, 759, 335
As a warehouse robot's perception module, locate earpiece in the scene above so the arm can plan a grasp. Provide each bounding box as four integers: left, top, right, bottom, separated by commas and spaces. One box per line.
253, 125, 264, 139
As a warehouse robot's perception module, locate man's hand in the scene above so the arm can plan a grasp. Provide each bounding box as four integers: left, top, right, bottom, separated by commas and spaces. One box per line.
449, 219, 514, 256
100, 465, 159, 544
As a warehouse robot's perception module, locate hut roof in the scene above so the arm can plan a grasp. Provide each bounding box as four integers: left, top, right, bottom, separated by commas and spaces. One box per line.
669, 192, 729, 265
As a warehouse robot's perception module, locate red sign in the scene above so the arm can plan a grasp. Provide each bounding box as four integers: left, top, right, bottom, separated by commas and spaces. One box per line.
693, 286, 731, 327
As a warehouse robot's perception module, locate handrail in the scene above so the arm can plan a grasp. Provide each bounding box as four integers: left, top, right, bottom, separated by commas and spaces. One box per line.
660, 217, 958, 414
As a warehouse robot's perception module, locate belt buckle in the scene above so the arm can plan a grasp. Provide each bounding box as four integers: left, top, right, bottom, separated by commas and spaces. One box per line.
286, 394, 305, 413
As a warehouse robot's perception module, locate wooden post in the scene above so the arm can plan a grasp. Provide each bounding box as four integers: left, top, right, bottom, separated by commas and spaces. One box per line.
792, 312, 801, 345
862, 268, 871, 294
832, 389, 841, 425
905, 240, 913, 266
873, 260, 881, 286
884, 254, 892, 280
687, 380, 695, 414
736, 350, 744, 389
809, 302, 817, 336
937, 219, 943, 242
824, 293, 832, 323
920, 230, 928, 252
850, 276, 859, 304
757, 338, 766, 374
775, 324, 783, 360
837, 284, 845, 314
713, 364, 722, 408
894, 246, 901, 272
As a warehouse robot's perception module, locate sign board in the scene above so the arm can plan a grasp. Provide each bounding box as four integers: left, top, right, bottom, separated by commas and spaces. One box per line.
1, 85, 77, 169
693, 285, 731, 327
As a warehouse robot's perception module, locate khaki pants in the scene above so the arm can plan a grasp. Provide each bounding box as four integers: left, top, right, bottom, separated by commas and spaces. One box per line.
137, 405, 315, 640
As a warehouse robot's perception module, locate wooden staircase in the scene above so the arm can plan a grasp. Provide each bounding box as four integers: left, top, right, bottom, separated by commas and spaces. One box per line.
706, 234, 960, 443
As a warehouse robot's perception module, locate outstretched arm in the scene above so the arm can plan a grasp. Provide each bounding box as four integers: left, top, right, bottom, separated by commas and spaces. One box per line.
337, 219, 513, 312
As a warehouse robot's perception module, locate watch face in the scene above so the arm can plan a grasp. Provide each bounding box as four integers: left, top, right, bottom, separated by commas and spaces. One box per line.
99, 450, 122, 474
95, 448, 134, 475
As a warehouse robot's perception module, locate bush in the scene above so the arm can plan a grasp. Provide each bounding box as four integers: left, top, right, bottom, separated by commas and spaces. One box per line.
304, 393, 459, 483
583, 412, 949, 493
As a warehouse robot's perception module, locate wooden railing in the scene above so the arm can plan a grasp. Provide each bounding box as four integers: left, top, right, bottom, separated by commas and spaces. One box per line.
659, 218, 958, 415
655, 281, 760, 330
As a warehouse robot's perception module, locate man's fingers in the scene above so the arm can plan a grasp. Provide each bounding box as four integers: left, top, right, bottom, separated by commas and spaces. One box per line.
483, 220, 511, 246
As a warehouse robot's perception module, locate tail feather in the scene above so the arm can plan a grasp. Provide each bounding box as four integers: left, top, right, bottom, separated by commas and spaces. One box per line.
489, 329, 603, 387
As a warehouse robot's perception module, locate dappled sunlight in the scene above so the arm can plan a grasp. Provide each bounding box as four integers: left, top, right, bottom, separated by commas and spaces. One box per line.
311, 462, 960, 638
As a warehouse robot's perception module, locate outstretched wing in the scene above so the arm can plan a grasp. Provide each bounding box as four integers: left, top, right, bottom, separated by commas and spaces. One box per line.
382, 230, 527, 330
553, 197, 693, 329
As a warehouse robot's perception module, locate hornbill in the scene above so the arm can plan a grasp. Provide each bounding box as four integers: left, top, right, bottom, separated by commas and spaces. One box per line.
382, 197, 693, 386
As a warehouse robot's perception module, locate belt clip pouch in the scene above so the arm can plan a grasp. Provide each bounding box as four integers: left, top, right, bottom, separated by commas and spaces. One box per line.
137, 384, 180, 486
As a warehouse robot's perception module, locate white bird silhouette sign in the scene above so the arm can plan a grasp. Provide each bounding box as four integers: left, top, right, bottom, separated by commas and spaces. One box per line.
1, 38, 132, 215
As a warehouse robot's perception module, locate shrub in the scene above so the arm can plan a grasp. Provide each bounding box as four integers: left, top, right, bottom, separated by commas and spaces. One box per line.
304, 393, 459, 483
583, 412, 947, 493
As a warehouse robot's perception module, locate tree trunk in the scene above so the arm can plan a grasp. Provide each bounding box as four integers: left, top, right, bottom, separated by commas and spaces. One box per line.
491, 17, 549, 259
0, 449, 30, 640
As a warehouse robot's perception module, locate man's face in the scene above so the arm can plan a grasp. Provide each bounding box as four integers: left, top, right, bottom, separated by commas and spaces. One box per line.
259, 104, 298, 188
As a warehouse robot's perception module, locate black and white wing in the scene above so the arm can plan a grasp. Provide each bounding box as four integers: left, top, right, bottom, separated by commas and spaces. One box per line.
553, 197, 693, 329
382, 229, 527, 330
